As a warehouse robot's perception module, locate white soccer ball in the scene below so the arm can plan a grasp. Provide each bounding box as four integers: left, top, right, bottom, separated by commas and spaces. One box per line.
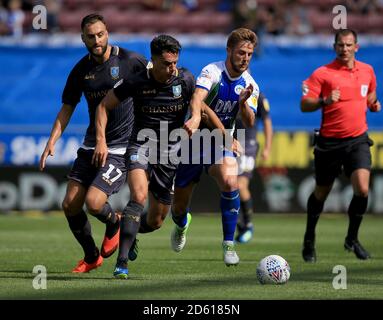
256, 255, 291, 285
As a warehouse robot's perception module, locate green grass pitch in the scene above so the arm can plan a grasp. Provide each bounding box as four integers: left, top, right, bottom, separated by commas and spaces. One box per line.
0, 212, 382, 300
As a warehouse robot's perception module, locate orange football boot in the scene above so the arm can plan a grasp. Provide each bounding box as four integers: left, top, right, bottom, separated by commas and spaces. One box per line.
72, 254, 103, 273
101, 213, 121, 258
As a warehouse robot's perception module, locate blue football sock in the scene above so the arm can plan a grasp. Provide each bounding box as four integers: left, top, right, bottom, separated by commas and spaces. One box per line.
172, 209, 188, 228
221, 190, 240, 241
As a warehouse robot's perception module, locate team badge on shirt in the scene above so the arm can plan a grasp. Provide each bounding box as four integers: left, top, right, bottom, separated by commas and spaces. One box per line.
172, 85, 182, 98
110, 67, 119, 80
361, 84, 368, 97
234, 85, 244, 95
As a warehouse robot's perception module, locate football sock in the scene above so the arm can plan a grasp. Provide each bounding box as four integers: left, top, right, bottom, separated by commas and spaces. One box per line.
171, 209, 188, 228
346, 195, 368, 241
138, 212, 156, 233
304, 193, 324, 241
90, 202, 119, 238
221, 190, 240, 241
66, 210, 98, 263
238, 199, 253, 229
117, 201, 143, 262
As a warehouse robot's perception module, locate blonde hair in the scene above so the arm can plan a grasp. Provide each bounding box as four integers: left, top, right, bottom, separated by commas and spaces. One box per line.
227, 28, 257, 49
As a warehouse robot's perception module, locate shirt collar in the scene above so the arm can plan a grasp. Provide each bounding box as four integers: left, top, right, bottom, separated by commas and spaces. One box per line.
332, 58, 359, 71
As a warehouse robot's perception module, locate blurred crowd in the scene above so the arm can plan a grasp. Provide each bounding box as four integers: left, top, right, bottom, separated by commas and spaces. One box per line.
231, 0, 383, 36
1, 0, 383, 37
0, 0, 61, 36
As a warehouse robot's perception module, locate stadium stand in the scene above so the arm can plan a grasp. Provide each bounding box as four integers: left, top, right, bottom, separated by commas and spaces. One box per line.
0, 0, 377, 35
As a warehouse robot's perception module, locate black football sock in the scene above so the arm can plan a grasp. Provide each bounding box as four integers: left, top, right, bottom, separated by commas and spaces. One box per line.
304, 193, 324, 241
117, 201, 143, 265
346, 195, 368, 241
241, 199, 253, 227
89, 202, 119, 239
138, 212, 156, 233
66, 210, 98, 263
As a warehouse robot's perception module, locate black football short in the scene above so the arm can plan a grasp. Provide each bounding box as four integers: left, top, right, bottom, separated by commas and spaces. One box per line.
126, 141, 178, 205
67, 148, 127, 196
314, 134, 372, 186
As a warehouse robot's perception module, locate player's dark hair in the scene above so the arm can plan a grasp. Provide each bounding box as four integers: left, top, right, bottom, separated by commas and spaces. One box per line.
150, 35, 181, 57
335, 29, 358, 43
81, 13, 106, 31
227, 28, 258, 49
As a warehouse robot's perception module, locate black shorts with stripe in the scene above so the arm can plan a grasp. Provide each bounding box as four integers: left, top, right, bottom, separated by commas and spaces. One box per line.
67, 148, 127, 196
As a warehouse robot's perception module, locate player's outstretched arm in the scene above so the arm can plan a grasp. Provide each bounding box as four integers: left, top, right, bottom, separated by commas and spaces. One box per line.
39, 104, 74, 171
93, 89, 121, 167
239, 84, 255, 128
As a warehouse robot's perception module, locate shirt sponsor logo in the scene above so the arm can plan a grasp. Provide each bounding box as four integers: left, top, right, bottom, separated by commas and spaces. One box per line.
214, 99, 237, 113
142, 89, 156, 95
361, 84, 368, 97
142, 104, 184, 113
84, 73, 95, 80
302, 83, 309, 96
110, 67, 119, 80
172, 84, 182, 98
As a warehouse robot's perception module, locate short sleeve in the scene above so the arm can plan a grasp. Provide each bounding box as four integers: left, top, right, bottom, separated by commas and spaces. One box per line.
62, 65, 82, 107
368, 66, 377, 93
244, 74, 259, 113
121, 51, 147, 75
113, 79, 133, 102
302, 70, 322, 99
182, 70, 195, 101
196, 64, 219, 91
257, 93, 270, 119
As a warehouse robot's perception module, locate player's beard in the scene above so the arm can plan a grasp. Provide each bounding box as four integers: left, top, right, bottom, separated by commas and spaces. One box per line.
87, 43, 108, 58
230, 55, 248, 74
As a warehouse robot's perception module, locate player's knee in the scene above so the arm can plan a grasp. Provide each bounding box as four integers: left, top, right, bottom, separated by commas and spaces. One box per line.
147, 216, 164, 230
355, 187, 369, 198
220, 175, 238, 192
84, 196, 103, 215
130, 192, 147, 206
62, 199, 79, 216
61, 200, 71, 214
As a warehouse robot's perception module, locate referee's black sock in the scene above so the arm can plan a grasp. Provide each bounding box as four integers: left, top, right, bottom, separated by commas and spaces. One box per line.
118, 201, 143, 263
304, 193, 324, 242
89, 202, 118, 238
66, 210, 98, 263
139, 212, 156, 233
346, 195, 368, 241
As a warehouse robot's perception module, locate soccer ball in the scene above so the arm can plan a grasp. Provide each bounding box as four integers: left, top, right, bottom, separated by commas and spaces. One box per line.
256, 255, 290, 285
